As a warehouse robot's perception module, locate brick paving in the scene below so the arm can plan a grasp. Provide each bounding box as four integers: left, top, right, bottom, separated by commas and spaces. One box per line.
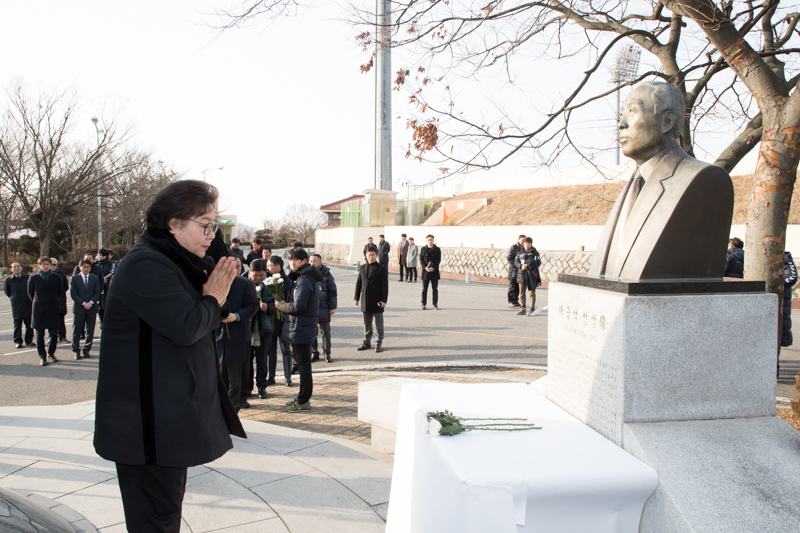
237, 370, 545, 445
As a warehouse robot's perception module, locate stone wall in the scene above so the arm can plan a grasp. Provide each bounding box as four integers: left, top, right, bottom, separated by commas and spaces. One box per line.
382, 246, 594, 282
315, 242, 351, 264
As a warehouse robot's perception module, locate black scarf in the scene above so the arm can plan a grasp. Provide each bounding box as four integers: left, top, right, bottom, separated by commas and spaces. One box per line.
140, 228, 216, 291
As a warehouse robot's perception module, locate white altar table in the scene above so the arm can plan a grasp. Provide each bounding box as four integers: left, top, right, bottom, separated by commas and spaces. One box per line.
385, 383, 657, 533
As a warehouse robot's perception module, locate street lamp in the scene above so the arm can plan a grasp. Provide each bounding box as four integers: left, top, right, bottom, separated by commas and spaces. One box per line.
202, 167, 224, 181
611, 44, 641, 165
91, 117, 104, 250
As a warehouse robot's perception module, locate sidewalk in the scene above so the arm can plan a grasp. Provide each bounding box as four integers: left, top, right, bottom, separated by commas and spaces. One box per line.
0, 401, 392, 532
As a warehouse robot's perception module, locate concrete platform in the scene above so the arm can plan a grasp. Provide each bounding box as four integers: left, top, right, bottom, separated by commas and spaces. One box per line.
0, 401, 392, 532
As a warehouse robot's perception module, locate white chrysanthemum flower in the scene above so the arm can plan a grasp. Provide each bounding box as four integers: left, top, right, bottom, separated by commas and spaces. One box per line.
428, 418, 443, 437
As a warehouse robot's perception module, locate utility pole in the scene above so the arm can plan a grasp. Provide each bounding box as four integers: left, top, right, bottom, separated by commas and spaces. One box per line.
91, 117, 103, 250
375, 0, 392, 191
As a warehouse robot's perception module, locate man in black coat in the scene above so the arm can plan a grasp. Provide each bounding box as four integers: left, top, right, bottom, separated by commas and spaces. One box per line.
276, 248, 322, 412
28, 257, 66, 365
507, 235, 525, 308
51, 258, 70, 343
514, 237, 542, 316
219, 259, 259, 412
363, 237, 375, 259
310, 254, 337, 363
355, 245, 388, 352
245, 238, 264, 266
378, 235, 391, 270
229, 238, 244, 261
4, 262, 34, 348
70, 260, 102, 359
724, 237, 745, 279
419, 234, 442, 310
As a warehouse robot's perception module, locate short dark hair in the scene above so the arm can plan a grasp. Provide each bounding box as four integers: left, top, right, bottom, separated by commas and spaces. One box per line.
250, 258, 267, 272
292, 241, 302, 248
401, 233, 407, 238
379, 234, 385, 238
99, 248, 111, 257
426, 234, 434, 240
312, 253, 322, 260
146, 180, 218, 232
524, 237, 533, 244
518, 234, 526, 240
253, 238, 263, 245
368, 237, 373, 241
80, 259, 93, 267
231, 238, 240, 243
37, 257, 52, 265
287, 247, 309, 261
262, 246, 272, 253
268, 255, 284, 268
729, 237, 744, 249
408, 237, 414, 242
365, 244, 378, 253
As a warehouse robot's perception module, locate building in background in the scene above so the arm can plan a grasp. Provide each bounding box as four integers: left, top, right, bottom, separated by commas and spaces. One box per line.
320, 195, 365, 227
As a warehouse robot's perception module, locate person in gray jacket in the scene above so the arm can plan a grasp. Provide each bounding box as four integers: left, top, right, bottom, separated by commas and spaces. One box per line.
405, 237, 419, 282
310, 254, 337, 363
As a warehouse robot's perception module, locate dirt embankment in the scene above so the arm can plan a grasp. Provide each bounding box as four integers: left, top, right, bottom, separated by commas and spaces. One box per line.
431, 173, 800, 226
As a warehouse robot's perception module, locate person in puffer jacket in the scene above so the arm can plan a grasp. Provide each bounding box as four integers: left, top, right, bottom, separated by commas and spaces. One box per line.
310, 254, 337, 364
778, 251, 798, 377
276, 247, 322, 412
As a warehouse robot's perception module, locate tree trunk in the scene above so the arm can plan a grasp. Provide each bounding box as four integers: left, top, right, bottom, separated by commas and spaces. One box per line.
39, 231, 51, 258
2, 233, 7, 268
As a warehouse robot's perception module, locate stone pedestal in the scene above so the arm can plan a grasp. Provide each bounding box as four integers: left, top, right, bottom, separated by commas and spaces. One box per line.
547, 275, 775, 445
546, 274, 800, 531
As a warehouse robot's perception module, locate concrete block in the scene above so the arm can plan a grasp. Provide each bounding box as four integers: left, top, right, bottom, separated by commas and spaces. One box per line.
357, 377, 440, 432
623, 417, 800, 532
547, 282, 777, 445
371, 426, 397, 455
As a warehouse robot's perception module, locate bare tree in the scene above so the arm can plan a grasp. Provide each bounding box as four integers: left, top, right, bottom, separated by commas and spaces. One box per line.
0, 83, 135, 256
282, 204, 327, 246
237, 223, 257, 242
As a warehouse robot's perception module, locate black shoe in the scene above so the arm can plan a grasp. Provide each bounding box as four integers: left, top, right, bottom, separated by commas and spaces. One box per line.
48, 354, 58, 362
325, 354, 333, 363
266, 378, 276, 386
15, 343, 22, 349
311, 353, 320, 362
74, 353, 82, 360
240, 400, 251, 409
258, 387, 267, 399
375, 343, 383, 353
509, 302, 521, 308
292, 365, 299, 375
27, 342, 36, 347
398, 279, 404, 282
83, 353, 91, 359
357, 342, 371, 351
59, 338, 69, 344
286, 380, 293, 387
39, 359, 47, 366
516, 310, 526, 315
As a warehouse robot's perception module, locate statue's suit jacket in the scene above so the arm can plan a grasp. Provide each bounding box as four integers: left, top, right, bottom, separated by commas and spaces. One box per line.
588, 146, 734, 280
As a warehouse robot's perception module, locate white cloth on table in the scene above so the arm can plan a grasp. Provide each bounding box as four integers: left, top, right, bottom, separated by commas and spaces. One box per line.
386, 383, 658, 533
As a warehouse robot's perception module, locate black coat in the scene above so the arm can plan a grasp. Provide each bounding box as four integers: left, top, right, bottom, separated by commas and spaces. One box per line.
53, 267, 69, 314
98, 258, 116, 287
378, 240, 391, 266
281, 263, 322, 345
507, 243, 522, 280
782, 252, 798, 347
724, 247, 744, 278
230, 247, 244, 261
70, 273, 101, 315
251, 283, 277, 335
419, 245, 442, 281
94, 239, 244, 468
355, 262, 388, 314
219, 277, 259, 364
515, 247, 542, 289
244, 249, 262, 265
28, 272, 65, 329
4, 274, 32, 319
316, 264, 338, 322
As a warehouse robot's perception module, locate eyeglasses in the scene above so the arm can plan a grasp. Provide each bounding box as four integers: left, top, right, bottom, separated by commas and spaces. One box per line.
189, 219, 218, 236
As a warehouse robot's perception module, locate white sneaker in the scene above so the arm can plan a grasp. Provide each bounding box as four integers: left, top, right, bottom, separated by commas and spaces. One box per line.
529, 306, 547, 316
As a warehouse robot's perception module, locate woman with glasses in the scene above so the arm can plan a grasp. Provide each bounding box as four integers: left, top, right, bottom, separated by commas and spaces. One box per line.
94, 180, 244, 533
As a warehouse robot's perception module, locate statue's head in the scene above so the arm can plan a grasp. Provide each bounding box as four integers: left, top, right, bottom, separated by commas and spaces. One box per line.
619, 82, 684, 164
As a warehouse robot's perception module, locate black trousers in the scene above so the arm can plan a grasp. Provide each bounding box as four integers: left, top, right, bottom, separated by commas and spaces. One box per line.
406, 267, 417, 281
221, 360, 244, 411
268, 332, 293, 382
72, 311, 97, 355
36, 327, 58, 360
291, 342, 313, 404
116, 463, 187, 533
248, 333, 271, 390
508, 274, 520, 303
398, 263, 407, 280
421, 278, 439, 307
13, 317, 33, 345
58, 313, 67, 340
312, 321, 331, 355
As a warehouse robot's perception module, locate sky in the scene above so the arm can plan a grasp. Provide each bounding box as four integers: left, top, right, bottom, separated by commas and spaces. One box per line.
0, 1, 760, 228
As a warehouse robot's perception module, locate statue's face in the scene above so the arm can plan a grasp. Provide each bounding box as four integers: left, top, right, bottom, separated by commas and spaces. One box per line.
618, 86, 669, 163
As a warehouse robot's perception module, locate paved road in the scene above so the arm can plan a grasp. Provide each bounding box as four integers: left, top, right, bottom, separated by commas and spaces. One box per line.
1, 264, 798, 406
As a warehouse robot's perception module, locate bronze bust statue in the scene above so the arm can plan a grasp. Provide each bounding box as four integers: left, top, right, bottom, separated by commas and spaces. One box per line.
588, 82, 734, 280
